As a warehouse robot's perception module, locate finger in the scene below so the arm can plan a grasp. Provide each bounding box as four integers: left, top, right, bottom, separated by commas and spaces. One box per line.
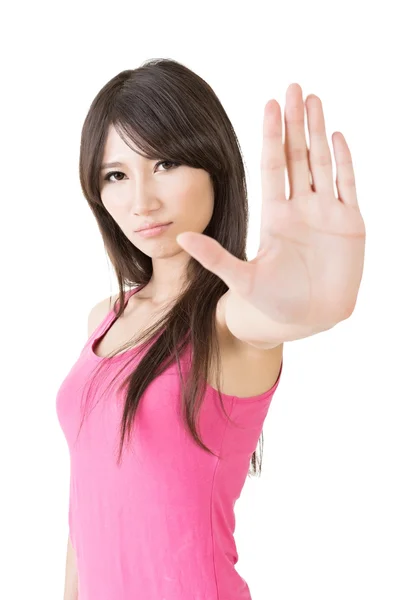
260, 100, 286, 204
284, 83, 312, 198
176, 232, 253, 293
305, 94, 335, 196
332, 132, 359, 208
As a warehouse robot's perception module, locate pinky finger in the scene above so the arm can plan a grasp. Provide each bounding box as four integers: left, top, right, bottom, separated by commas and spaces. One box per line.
332, 132, 358, 208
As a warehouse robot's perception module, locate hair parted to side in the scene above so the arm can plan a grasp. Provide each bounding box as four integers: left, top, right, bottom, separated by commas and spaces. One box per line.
77, 57, 265, 477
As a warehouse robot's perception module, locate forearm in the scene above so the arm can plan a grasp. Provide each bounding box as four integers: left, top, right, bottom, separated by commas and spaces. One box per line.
63, 535, 79, 600
224, 288, 340, 348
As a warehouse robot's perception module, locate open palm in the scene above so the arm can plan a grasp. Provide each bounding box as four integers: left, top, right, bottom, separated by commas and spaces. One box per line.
176, 83, 366, 326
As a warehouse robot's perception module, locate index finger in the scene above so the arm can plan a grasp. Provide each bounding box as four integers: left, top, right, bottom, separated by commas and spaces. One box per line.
260, 99, 286, 204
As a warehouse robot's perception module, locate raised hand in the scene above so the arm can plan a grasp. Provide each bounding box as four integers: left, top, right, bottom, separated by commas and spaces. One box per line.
176, 83, 366, 326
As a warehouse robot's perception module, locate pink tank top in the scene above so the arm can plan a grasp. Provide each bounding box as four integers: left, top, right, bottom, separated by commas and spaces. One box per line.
56, 285, 283, 600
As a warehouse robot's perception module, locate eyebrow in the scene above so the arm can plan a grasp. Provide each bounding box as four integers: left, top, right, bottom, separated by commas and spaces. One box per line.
100, 161, 125, 171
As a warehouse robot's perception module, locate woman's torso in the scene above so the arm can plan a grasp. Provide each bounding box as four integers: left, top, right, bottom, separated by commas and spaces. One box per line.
91, 284, 283, 397
56, 285, 283, 600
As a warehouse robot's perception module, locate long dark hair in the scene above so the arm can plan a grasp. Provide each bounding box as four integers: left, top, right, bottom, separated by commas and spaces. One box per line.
77, 58, 264, 476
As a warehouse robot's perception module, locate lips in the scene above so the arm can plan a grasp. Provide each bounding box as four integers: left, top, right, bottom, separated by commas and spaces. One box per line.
135, 222, 171, 232
135, 222, 172, 238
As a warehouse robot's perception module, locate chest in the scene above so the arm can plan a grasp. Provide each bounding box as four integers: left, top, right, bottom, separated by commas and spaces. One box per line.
92, 297, 282, 398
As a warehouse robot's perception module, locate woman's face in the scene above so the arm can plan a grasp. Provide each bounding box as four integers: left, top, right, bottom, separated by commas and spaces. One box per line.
99, 125, 215, 256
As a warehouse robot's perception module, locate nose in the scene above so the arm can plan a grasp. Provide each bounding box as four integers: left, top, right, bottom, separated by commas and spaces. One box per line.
129, 175, 160, 214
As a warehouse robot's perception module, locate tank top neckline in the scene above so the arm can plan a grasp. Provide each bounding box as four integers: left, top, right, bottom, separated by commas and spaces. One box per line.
89, 284, 148, 363
86, 284, 283, 402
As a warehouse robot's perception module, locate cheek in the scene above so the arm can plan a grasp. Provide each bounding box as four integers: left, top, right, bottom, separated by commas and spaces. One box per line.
101, 202, 127, 231
180, 197, 214, 228
101, 193, 125, 218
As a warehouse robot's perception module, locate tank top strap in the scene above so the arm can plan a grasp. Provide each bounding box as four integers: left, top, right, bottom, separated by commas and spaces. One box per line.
83, 285, 146, 352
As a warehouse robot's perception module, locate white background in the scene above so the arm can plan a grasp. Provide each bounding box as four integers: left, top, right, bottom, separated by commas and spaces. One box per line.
1, 1, 399, 598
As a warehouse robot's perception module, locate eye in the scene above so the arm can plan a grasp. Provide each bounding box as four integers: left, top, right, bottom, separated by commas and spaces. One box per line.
103, 161, 180, 183
103, 171, 125, 183
154, 160, 180, 172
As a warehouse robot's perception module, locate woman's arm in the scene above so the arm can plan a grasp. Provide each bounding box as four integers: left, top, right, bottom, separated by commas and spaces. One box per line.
63, 535, 78, 600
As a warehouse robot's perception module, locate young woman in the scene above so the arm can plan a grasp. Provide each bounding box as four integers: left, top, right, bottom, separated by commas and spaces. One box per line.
57, 58, 365, 600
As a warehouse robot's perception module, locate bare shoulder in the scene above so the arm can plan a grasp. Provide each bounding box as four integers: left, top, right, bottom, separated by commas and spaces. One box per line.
221, 335, 283, 397
215, 292, 284, 397
87, 292, 120, 338
87, 290, 283, 397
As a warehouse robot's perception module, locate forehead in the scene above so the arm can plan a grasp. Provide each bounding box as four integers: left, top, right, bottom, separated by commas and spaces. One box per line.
103, 125, 141, 157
